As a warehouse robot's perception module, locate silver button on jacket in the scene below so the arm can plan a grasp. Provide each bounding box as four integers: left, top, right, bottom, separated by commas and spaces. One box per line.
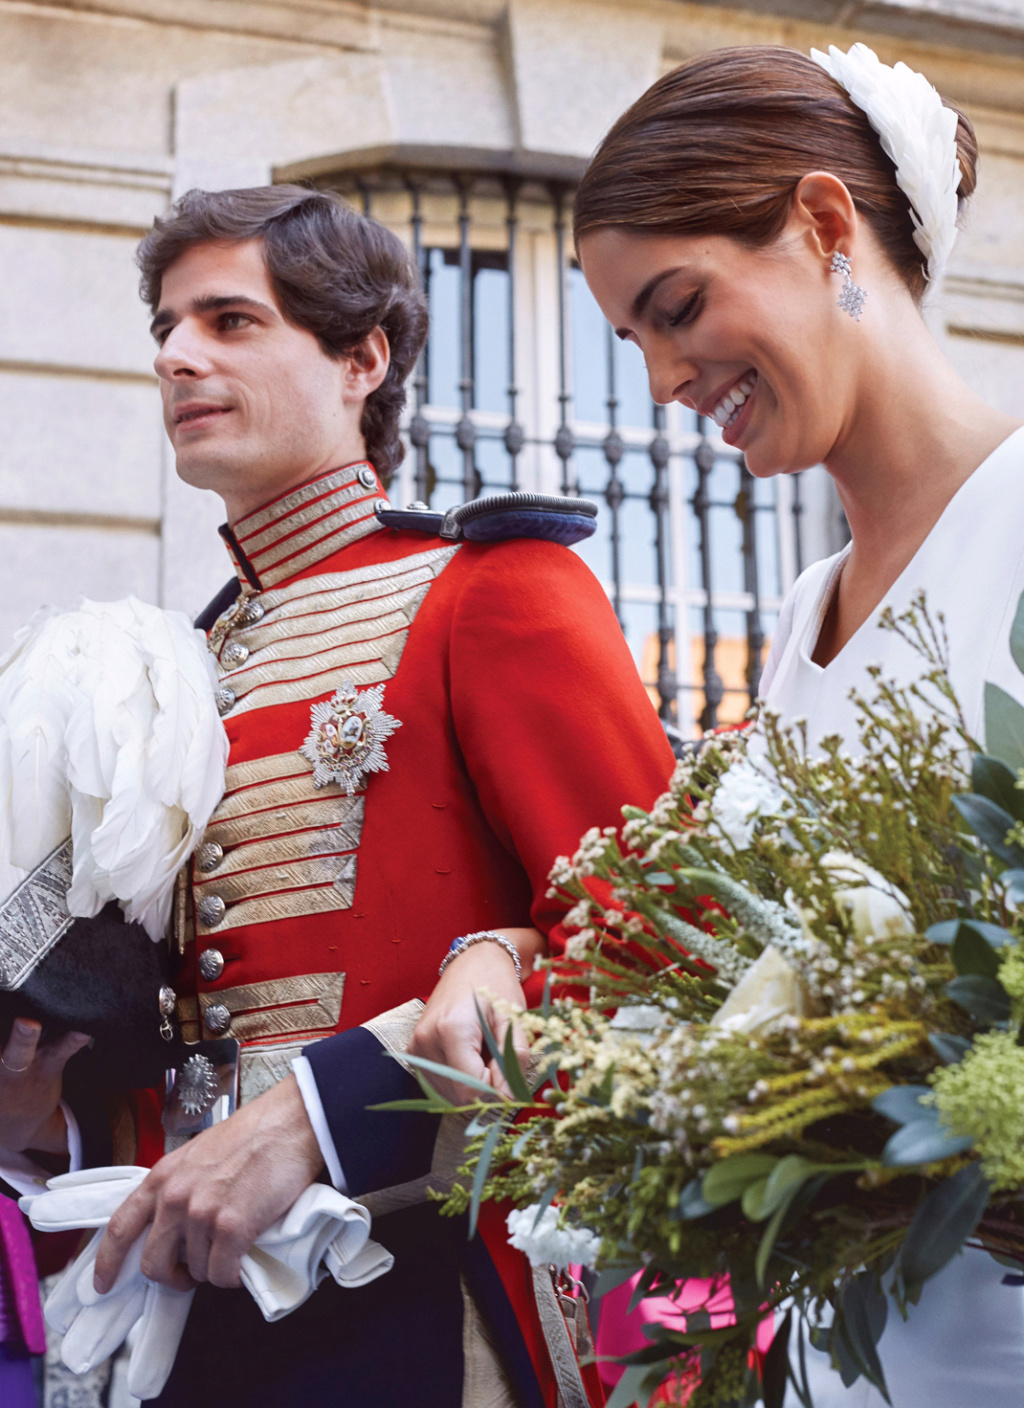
195, 841, 224, 873
198, 948, 225, 982
204, 1002, 232, 1035
220, 640, 250, 668
197, 894, 226, 928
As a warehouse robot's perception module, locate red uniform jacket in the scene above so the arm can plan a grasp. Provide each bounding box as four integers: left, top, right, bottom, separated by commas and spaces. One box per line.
149, 460, 673, 1408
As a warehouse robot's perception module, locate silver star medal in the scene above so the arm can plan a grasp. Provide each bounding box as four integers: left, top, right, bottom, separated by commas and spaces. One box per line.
300, 680, 401, 796
178, 1053, 220, 1117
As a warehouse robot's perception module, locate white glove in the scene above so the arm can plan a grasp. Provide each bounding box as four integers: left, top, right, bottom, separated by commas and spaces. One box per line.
238, 1181, 393, 1320
21, 1166, 394, 1399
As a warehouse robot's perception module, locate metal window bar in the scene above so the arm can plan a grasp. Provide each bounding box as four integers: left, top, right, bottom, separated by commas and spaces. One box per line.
319, 166, 807, 735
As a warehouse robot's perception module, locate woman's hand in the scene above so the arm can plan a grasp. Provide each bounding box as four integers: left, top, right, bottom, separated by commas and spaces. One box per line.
0, 1018, 90, 1155
408, 927, 546, 1105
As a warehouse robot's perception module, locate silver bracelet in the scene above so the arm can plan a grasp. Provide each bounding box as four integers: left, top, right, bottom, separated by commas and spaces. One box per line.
438, 931, 523, 984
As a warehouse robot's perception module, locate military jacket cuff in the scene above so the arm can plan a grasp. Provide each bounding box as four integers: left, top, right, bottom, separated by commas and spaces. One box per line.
301, 1026, 440, 1197
291, 1054, 348, 1192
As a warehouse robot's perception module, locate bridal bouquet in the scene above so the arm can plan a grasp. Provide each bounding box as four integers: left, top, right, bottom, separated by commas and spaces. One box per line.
392, 594, 1024, 1408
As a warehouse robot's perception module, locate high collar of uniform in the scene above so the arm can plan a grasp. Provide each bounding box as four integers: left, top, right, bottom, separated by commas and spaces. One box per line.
219, 462, 386, 591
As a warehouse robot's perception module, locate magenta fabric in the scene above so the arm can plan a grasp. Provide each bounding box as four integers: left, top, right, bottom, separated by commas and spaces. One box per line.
595, 1273, 775, 1390
0, 1197, 45, 1355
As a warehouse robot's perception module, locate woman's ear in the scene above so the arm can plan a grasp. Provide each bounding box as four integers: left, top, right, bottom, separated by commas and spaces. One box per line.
789, 171, 860, 265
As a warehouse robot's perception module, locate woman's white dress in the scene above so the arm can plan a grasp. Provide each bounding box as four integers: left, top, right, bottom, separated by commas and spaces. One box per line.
762, 426, 1024, 1407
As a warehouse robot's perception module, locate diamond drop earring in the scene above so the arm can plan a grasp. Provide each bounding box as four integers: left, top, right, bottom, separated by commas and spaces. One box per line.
831, 251, 867, 321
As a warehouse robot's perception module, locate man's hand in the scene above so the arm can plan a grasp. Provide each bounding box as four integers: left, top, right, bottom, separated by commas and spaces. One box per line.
0, 1019, 89, 1155
93, 1073, 324, 1295
408, 927, 545, 1104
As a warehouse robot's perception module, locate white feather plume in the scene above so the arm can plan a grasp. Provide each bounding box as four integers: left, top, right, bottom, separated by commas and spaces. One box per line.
811, 43, 962, 283
0, 597, 228, 941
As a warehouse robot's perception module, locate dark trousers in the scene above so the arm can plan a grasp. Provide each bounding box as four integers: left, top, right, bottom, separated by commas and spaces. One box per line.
155, 1205, 466, 1408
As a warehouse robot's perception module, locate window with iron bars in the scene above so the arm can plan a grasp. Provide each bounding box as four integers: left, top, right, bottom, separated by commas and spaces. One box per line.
317, 164, 835, 738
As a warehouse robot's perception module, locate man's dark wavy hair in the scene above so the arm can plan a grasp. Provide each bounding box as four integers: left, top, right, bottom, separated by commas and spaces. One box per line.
136, 185, 428, 481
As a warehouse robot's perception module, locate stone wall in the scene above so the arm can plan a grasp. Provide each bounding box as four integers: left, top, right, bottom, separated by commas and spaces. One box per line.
0, 0, 1022, 639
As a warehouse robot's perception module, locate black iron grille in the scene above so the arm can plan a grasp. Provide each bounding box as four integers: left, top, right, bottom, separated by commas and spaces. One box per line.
317, 167, 809, 736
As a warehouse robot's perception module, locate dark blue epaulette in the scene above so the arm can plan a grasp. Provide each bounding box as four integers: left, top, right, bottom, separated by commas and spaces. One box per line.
375, 491, 598, 547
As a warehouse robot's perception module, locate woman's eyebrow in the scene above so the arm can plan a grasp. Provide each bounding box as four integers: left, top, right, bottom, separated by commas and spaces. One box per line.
631, 265, 689, 319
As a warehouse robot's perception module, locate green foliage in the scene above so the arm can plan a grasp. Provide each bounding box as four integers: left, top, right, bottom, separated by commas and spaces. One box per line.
429, 593, 1024, 1408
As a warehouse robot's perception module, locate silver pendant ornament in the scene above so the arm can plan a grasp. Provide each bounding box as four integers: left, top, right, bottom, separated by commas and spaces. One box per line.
300, 680, 401, 796
831, 251, 867, 321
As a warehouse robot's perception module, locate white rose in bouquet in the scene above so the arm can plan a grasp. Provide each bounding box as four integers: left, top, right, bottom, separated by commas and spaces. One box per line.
819, 850, 914, 942
709, 944, 813, 1036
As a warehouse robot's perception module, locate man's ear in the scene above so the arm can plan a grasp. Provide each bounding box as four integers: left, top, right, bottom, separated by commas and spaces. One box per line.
343, 327, 390, 402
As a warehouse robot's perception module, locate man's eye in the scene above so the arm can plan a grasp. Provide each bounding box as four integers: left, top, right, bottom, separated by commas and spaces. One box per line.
220, 313, 252, 331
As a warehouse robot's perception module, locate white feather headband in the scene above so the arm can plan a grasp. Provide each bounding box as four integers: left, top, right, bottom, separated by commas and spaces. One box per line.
810, 43, 962, 284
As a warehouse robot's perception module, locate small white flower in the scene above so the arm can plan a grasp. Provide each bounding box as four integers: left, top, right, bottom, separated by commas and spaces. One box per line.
506, 1205, 601, 1270
709, 761, 787, 850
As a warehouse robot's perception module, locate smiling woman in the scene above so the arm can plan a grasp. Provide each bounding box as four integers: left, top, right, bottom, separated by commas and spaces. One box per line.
567, 40, 1024, 1408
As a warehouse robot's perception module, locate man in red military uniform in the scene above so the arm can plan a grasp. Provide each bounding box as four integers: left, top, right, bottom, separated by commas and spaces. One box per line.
1, 186, 674, 1406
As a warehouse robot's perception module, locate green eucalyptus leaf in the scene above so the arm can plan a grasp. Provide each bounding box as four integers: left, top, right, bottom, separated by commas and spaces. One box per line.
741, 1176, 771, 1221
926, 920, 960, 945
898, 1161, 990, 1295
761, 1308, 792, 1408
989, 1251, 1024, 1271
1009, 589, 1024, 675
678, 1178, 717, 1220
759, 1154, 832, 1217
755, 1195, 792, 1288
929, 1033, 972, 1065
604, 1362, 661, 1408
502, 1021, 532, 1103
701, 1153, 779, 1207
469, 1118, 505, 1238
945, 974, 1012, 1025
627, 1264, 661, 1315
474, 995, 504, 1070
882, 1119, 974, 1167
951, 795, 1024, 866
530, 1183, 559, 1231
368, 1095, 451, 1113
961, 920, 1014, 948
872, 1085, 936, 1127
985, 682, 1024, 773
529, 1057, 561, 1098
832, 1317, 865, 1389
838, 1272, 891, 1403
951, 926, 1002, 980
385, 1051, 500, 1100
593, 1264, 642, 1300
971, 755, 1024, 822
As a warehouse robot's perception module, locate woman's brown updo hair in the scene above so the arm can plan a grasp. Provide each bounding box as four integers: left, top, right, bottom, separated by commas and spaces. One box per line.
573, 46, 978, 302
